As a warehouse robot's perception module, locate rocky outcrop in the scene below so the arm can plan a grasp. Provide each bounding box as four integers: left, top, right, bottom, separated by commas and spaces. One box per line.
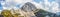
1, 2, 37, 17
21, 2, 37, 12
20, 2, 37, 17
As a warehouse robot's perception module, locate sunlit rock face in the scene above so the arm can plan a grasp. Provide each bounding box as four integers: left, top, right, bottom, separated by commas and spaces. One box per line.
21, 2, 37, 12
21, 2, 37, 17
9, 2, 37, 17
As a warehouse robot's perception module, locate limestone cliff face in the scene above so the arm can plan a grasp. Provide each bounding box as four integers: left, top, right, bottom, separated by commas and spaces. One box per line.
10, 2, 37, 17
1, 2, 37, 17
20, 2, 37, 17
21, 2, 37, 12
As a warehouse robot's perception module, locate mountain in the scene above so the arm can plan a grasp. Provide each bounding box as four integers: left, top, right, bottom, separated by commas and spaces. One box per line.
21, 2, 37, 12
20, 2, 37, 17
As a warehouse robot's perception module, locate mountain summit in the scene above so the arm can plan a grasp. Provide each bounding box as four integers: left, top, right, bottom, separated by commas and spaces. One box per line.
21, 2, 37, 12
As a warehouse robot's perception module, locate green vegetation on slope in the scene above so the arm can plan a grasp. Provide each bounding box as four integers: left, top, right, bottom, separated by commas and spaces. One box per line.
34, 9, 55, 17
1, 10, 24, 17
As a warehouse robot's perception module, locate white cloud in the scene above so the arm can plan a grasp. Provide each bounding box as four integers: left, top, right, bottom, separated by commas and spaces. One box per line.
4, 0, 34, 9
35, 0, 60, 13
0, 10, 2, 11
0, 10, 2, 14
51, 2, 59, 13
14, 0, 33, 4
31, 1, 50, 11
31, 2, 43, 9
1, 1, 5, 6
3, 7, 7, 9
5, 0, 33, 4
13, 7, 19, 10
3, 7, 12, 10
44, 0, 49, 5
42, 1, 59, 13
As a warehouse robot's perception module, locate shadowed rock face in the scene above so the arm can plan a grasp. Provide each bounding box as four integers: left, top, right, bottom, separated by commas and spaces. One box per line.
0, 15, 4, 17
21, 2, 36, 12
34, 9, 57, 17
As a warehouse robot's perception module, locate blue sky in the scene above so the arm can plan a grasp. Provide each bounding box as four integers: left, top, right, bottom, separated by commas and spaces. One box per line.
0, 3, 3, 10
34, 0, 42, 3
34, 0, 55, 3
0, 0, 59, 10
